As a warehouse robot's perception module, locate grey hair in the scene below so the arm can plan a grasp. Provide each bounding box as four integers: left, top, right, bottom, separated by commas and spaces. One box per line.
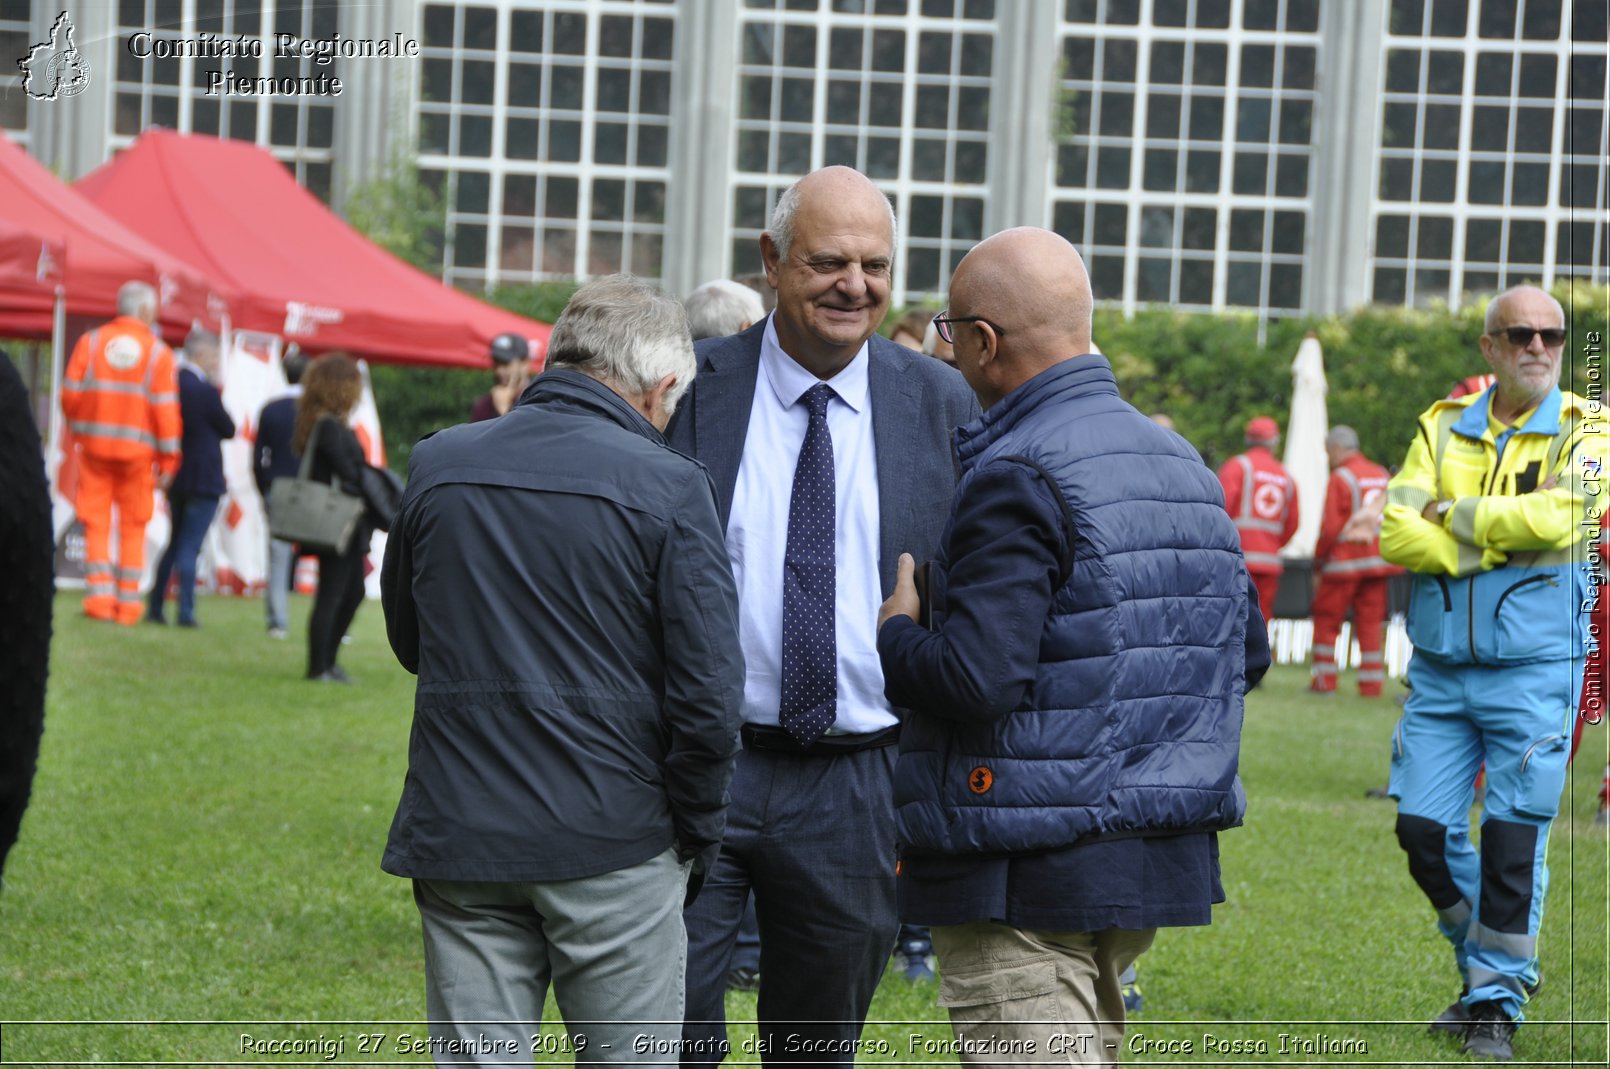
685, 279, 766, 341
1326, 425, 1360, 450
1484, 285, 1564, 333
185, 328, 220, 353
921, 319, 941, 356
117, 280, 158, 318
767, 175, 898, 262
547, 275, 697, 416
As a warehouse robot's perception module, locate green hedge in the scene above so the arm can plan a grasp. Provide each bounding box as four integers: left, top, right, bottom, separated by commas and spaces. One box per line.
375, 282, 1608, 476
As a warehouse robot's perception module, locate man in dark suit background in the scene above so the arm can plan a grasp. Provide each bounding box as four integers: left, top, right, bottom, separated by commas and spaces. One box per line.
667, 165, 978, 1065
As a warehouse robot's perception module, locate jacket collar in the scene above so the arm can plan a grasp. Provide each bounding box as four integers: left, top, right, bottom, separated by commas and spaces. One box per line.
518, 367, 665, 445
955, 355, 1117, 467
1452, 384, 1564, 440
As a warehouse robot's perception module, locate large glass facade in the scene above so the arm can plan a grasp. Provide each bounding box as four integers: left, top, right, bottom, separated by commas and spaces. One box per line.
1053, 0, 1322, 314
1371, 0, 1608, 306
7, 0, 1607, 315
728, 0, 995, 296
109, 0, 338, 200
417, 0, 676, 289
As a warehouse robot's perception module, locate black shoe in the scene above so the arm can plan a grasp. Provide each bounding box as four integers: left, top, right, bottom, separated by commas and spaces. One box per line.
1364, 785, 1392, 799
1462, 1001, 1515, 1061
308, 666, 354, 684
144, 613, 168, 626
177, 618, 199, 629
726, 967, 759, 993
1428, 997, 1468, 1036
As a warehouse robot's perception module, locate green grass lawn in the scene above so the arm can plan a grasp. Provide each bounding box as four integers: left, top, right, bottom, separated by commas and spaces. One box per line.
1, 593, 1605, 1066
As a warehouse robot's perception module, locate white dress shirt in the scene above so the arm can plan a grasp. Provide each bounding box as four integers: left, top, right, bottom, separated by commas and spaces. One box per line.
726, 316, 894, 734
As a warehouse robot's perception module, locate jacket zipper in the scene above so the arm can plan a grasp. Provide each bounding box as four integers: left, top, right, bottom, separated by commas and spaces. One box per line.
1493, 573, 1558, 617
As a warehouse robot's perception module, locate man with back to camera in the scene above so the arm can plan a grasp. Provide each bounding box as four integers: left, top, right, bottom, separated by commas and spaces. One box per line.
380, 275, 745, 1065
254, 343, 310, 639
61, 280, 182, 625
1218, 415, 1299, 624
666, 165, 978, 1065
1381, 285, 1600, 1063
1308, 425, 1400, 697
470, 332, 532, 421
876, 227, 1267, 1065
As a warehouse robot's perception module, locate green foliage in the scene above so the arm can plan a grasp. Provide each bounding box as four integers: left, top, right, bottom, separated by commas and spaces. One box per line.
369, 280, 580, 474
1095, 284, 1610, 471
341, 148, 446, 273
6, 597, 1604, 1064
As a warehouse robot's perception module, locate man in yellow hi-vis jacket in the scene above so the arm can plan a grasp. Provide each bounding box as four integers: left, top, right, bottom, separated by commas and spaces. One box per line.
1381, 285, 1601, 1063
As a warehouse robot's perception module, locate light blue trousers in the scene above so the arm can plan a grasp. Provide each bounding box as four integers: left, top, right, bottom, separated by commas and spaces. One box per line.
1390, 655, 1576, 1019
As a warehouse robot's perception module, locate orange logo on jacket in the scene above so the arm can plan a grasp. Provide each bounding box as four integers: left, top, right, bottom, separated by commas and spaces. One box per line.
968, 766, 993, 794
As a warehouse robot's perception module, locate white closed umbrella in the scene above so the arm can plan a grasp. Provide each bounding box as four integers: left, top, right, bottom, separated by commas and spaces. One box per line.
1281, 331, 1329, 558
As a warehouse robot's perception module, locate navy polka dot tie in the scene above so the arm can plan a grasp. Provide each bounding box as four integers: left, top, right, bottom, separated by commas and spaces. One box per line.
779, 383, 838, 746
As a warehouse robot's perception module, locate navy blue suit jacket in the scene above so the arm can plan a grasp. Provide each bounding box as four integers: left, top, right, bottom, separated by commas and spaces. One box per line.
665, 320, 979, 595
171, 366, 235, 497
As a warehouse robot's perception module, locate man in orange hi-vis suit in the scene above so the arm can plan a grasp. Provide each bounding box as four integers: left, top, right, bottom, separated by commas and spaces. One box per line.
1218, 415, 1300, 623
1309, 426, 1401, 696
61, 281, 182, 625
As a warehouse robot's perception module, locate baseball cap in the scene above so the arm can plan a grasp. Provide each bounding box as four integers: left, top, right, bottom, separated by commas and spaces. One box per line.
489, 333, 530, 365
1245, 416, 1280, 442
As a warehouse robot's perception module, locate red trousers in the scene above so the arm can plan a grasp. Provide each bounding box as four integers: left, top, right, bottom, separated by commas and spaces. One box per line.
1310, 573, 1389, 696
1250, 570, 1281, 625
76, 454, 155, 625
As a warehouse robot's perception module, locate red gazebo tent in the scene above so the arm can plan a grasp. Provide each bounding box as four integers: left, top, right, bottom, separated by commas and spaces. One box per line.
0, 130, 224, 342
75, 130, 550, 370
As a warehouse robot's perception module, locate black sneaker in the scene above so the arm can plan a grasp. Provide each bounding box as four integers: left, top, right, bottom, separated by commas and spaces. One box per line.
1462, 1001, 1515, 1062
726, 967, 759, 993
1428, 996, 1468, 1036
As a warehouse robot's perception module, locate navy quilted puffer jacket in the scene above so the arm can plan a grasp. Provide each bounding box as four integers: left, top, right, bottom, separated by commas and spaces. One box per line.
894, 356, 1250, 857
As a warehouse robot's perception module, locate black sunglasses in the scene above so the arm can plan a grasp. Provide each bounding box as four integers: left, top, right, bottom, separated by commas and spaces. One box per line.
933, 311, 1008, 345
1494, 325, 1566, 348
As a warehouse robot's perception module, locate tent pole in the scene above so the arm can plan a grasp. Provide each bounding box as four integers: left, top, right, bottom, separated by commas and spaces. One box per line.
46, 283, 64, 450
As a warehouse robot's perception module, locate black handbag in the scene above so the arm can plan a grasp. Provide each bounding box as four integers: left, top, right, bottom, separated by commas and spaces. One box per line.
266, 419, 365, 554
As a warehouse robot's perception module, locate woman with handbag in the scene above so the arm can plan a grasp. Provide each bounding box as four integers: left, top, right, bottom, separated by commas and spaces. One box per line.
293, 354, 372, 684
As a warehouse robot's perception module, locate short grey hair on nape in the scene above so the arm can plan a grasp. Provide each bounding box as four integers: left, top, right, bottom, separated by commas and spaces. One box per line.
546, 274, 698, 417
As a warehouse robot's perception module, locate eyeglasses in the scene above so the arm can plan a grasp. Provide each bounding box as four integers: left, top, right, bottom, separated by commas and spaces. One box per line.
1493, 325, 1566, 348
933, 311, 1008, 345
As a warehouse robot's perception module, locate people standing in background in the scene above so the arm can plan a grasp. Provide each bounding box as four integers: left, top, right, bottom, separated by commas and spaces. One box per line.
146, 330, 235, 629
470, 333, 532, 422
61, 281, 182, 625
1308, 425, 1399, 697
1218, 416, 1299, 624
254, 344, 310, 640
295, 354, 371, 684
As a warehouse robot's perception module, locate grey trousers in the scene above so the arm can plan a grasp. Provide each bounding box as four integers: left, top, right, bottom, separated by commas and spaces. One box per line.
931, 922, 1157, 1067
265, 534, 294, 631
415, 847, 690, 1067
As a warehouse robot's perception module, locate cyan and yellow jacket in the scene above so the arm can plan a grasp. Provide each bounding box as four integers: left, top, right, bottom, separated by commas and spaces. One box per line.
1381, 385, 1603, 665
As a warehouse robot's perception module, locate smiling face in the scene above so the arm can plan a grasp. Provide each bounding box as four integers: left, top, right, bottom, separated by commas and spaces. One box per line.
762, 172, 894, 378
1480, 287, 1564, 416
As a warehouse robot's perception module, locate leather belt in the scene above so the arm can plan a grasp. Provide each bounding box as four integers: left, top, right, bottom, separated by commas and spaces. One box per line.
741, 722, 900, 757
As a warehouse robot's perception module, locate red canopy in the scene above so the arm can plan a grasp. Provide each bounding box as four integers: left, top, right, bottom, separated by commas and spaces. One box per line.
0, 131, 222, 341
0, 216, 63, 307
76, 130, 550, 370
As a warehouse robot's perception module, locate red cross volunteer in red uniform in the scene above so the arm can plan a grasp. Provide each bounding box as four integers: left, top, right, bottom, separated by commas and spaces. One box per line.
1218, 415, 1299, 623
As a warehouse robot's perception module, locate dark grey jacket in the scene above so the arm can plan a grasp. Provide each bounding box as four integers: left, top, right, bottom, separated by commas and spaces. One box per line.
380, 369, 744, 883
